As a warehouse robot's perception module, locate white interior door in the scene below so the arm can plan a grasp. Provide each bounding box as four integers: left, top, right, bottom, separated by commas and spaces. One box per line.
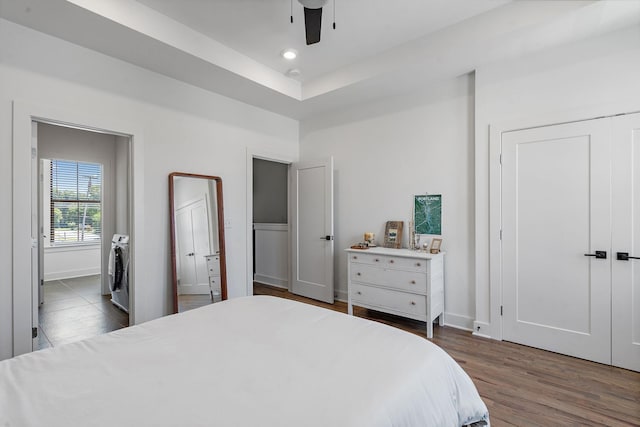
291, 158, 334, 303
502, 119, 612, 365
191, 200, 212, 290
176, 199, 211, 295
612, 113, 640, 372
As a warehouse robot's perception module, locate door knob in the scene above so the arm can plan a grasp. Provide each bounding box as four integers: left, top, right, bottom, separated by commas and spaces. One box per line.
617, 252, 640, 261
584, 251, 607, 259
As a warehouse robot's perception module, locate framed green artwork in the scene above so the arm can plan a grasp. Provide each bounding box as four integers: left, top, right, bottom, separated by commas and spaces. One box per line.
414, 194, 442, 235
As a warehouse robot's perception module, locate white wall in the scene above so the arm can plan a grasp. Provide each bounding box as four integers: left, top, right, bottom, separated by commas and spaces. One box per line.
254, 223, 289, 288
43, 246, 101, 281
300, 74, 475, 330
0, 19, 298, 360
115, 136, 130, 236
474, 26, 640, 337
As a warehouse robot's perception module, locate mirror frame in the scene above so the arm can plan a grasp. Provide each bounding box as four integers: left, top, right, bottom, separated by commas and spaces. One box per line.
169, 172, 227, 313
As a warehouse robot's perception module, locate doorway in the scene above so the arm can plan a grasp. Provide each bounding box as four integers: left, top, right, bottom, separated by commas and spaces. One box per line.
34, 122, 131, 350
252, 158, 290, 293
246, 153, 335, 304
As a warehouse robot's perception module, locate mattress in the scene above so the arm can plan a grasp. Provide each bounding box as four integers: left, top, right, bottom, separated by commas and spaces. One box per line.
0, 296, 489, 426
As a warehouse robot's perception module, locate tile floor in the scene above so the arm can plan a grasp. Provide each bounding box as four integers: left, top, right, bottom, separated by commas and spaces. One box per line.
36, 275, 129, 350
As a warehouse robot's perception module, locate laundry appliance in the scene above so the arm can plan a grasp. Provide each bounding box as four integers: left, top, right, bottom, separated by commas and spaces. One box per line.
108, 234, 129, 313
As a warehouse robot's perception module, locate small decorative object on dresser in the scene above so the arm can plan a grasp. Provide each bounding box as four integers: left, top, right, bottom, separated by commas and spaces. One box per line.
346, 247, 444, 338
383, 221, 404, 249
363, 232, 376, 246
430, 238, 442, 254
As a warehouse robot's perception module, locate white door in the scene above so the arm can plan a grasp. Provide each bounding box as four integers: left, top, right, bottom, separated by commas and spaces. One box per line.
291, 158, 334, 303
176, 199, 211, 295
611, 113, 640, 372
502, 119, 612, 364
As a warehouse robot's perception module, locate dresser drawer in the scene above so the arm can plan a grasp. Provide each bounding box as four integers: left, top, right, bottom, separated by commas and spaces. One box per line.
351, 283, 427, 319
206, 255, 220, 275
350, 264, 427, 294
348, 252, 427, 272
208, 275, 221, 290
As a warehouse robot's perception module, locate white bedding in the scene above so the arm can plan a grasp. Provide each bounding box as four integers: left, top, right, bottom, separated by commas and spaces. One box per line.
0, 296, 489, 426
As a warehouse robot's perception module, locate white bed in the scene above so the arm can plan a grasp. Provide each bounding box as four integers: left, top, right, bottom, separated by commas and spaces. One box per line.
0, 296, 489, 426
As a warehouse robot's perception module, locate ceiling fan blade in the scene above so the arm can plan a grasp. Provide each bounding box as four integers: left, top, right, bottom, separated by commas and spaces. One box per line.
303, 7, 322, 45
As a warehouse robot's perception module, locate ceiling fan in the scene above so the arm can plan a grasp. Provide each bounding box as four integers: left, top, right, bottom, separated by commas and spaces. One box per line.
292, 0, 335, 45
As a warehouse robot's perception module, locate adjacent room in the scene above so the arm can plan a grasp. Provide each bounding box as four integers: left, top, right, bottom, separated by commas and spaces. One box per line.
1, 0, 639, 426
36, 122, 131, 349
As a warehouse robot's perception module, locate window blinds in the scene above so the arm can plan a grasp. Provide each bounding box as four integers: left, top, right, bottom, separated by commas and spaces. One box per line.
50, 160, 102, 245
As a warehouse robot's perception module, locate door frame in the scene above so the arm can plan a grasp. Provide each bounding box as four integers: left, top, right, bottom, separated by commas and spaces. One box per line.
245, 149, 296, 297
486, 107, 640, 342
11, 100, 145, 357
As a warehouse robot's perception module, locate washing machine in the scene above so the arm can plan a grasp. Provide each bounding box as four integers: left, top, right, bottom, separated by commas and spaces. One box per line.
108, 234, 130, 313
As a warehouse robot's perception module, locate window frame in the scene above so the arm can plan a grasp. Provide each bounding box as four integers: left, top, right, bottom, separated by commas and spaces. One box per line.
48, 159, 103, 247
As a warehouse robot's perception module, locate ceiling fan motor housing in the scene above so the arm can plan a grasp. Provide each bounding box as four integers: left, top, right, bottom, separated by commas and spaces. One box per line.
298, 0, 328, 44
298, 0, 328, 9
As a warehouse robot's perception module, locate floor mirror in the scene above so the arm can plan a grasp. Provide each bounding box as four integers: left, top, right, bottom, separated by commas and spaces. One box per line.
169, 172, 227, 313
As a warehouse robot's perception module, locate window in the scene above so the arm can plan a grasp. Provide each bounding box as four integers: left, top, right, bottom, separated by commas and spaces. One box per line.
50, 160, 102, 245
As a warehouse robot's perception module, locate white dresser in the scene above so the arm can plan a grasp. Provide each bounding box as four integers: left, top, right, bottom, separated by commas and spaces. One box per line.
204, 254, 222, 303
346, 247, 444, 338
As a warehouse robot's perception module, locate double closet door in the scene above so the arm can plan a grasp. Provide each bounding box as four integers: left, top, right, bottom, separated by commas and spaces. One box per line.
176, 199, 211, 295
501, 113, 640, 372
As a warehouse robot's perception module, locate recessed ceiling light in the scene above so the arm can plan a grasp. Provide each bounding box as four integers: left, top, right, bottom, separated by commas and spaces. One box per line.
281, 49, 298, 60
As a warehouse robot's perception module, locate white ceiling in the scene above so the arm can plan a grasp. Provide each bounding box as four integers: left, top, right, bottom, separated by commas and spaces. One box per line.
134, 0, 509, 82
2, 0, 639, 120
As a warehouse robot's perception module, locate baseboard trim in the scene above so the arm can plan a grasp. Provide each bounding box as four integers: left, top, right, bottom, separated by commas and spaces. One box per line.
254, 274, 288, 288
472, 321, 493, 339
335, 288, 348, 302
44, 268, 100, 281
443, 312, 474, 331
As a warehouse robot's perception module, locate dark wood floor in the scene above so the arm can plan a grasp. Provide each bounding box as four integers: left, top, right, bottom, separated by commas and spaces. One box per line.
36, 275, 129, 349
178, 294, 214, 312
254, 282, 640, 426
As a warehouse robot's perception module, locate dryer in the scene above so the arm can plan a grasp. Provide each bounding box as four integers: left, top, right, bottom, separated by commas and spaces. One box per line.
108, 234, 129, 313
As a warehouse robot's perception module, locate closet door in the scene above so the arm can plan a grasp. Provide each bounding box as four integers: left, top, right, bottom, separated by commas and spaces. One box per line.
502, 118, 612, 365
176, 208, 197, 291
612, 113, 640, 371
176, 199, 211, 295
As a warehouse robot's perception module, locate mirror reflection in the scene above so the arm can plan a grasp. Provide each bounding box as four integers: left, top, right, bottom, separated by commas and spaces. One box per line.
169, 173, 227, 313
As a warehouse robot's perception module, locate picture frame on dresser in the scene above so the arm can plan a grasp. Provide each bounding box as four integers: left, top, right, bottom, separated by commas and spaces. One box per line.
383, 221, 403, 249
430, 238, 442, 254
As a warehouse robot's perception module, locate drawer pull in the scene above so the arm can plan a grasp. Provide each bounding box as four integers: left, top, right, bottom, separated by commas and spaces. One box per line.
374, 258, 379, 262
410, 280, 416, 284
356, 272, 361, 276
356, 291, 362, 295
410, 301, 416, 306
389, 259, 395, 264
416, 262, 421, 267
353, 256, 358, 259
